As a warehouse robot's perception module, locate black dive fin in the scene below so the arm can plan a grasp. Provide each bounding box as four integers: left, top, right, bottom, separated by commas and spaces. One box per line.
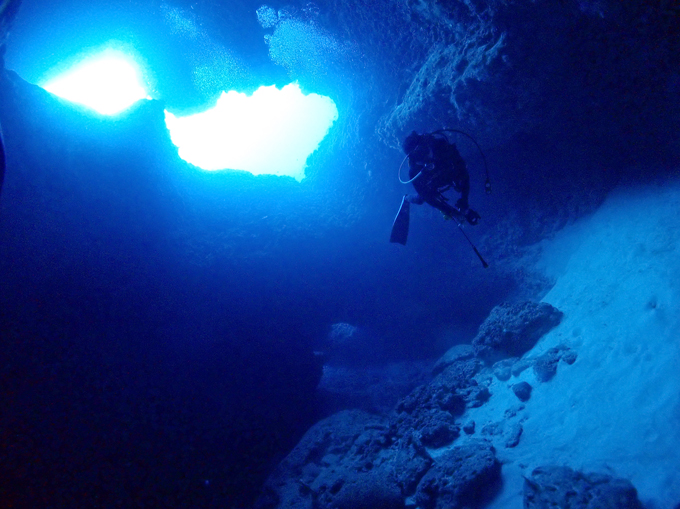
390, 196, 410, 245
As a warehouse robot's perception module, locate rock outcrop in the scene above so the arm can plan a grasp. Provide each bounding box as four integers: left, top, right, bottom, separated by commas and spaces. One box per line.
255, 410, 426, 509
472, 302, 564, 363
256, 301, 628, 508
257, 348, 501, 508
524, 466, 644, 509
414, 442, 501, 509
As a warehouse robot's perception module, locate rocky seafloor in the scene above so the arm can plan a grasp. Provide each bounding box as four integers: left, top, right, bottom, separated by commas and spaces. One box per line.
255, 301, 659, 509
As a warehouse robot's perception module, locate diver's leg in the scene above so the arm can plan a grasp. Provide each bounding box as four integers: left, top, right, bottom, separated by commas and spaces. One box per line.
455, 174, 470, 211
405, 194, 425, 205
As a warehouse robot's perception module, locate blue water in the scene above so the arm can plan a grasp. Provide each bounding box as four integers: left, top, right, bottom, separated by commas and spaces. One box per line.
1, 0, 678, 507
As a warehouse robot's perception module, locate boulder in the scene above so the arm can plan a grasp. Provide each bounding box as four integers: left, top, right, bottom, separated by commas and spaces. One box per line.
524, 466, 644, 509
393, 406, 460, 449
415, 441, 501, 509
255, 410, 394, 509
393, 357, 485, 448
471, 302, 563, 363
504, 422, 523, 448
512, 381, 533, 402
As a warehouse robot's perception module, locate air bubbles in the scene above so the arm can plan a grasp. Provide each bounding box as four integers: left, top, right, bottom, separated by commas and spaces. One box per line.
161, 3, 200, 39
256, 5, 278, 29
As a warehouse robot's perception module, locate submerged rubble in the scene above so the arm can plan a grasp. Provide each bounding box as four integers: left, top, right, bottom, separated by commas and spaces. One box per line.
256, 300, 603, 508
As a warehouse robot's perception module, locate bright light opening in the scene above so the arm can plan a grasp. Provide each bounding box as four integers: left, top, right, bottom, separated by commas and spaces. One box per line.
164, 83, 338, 182
42, 48, 150, 115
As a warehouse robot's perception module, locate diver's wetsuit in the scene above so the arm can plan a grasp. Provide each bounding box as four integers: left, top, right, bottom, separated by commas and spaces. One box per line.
405, 133, 475, 223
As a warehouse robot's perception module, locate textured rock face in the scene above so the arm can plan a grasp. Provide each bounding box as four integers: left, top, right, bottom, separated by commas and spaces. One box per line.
415, 442, 501, 509
256, 350, 503, 508
255, 410, 429, 509
255, 408, 503, 509
255, 411, 389, 509
393, 357, 486, 448
257, 299, 588, 508
257, 300, 575, 508
524, 466, 644, 509
433, 344, 476, 375
472, 302, 564, 362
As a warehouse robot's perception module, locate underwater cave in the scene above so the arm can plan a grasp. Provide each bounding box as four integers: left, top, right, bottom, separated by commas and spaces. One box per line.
1, 0, 679, 507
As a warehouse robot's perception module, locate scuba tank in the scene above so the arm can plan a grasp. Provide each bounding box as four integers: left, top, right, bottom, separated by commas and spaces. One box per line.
398, 129, 492, 195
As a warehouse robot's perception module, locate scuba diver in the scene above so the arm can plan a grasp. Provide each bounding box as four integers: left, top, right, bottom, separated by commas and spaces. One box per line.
390, 129, 491, 268
391, 130, 481, 241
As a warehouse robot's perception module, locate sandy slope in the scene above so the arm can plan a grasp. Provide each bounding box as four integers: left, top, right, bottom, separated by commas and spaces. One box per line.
461, 179, 680, 508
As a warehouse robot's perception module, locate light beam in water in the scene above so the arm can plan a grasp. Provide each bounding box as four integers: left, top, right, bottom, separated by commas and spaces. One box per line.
42, 48, 150, 115
164, 83, 338, 182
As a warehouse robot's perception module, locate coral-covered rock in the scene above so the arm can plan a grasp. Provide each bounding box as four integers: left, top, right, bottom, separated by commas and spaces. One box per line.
388, 439, 433, 497
472, 302, 564, 363
457, 383, 491, 409
415, 442, 501, 509
396, 356, 483, 421
524, 466, 644, 509
393, 357, 485, 448
396, 383, 432, 414
432, 358, 486, 410
419, 416, 460, 448
314, 468, 404, 509
393, 407, 460, 448
432, 344, 475, 375
255, 410, 397, 509
432, 358, 484, 394
255, 409, 436, 508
